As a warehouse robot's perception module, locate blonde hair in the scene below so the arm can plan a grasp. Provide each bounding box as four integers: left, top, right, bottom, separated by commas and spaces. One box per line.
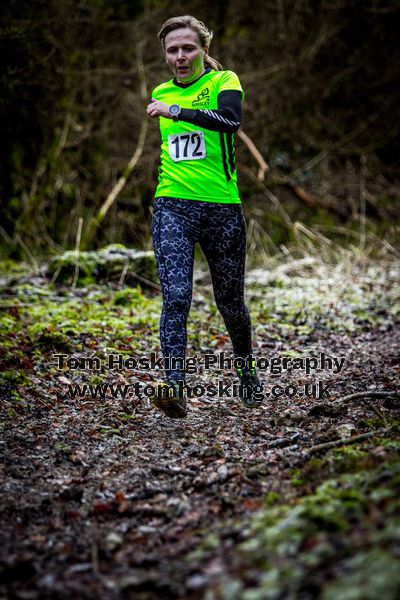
158, 15, 223, 71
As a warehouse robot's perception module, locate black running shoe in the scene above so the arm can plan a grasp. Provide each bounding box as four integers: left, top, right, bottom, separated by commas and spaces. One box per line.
236, 362, 264, 409
151, 380, 187, 418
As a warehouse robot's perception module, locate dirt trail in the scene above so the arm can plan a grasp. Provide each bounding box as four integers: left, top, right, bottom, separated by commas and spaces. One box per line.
1, 320, 399, 599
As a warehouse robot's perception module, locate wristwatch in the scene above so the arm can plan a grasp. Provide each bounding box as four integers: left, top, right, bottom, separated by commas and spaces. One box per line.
168, 104, 181, 122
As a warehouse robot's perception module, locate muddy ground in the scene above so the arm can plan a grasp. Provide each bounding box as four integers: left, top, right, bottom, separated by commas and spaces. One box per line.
1, 263, 399, 599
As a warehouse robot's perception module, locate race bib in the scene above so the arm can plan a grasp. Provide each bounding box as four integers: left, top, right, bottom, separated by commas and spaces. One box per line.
168, 131, 206, 162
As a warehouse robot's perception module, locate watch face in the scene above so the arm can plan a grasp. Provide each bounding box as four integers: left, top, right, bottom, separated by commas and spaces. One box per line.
169, 104, 180, 116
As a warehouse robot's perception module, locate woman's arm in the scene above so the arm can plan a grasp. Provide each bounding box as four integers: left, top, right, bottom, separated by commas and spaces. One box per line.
179, 90, 242, 133
147, 90, 242, 133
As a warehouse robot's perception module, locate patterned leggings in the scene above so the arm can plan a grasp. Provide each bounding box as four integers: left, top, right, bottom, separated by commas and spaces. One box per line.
152, 197, 253, 382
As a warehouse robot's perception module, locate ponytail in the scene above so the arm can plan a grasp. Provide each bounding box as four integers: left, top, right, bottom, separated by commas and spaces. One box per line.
204, 55, 223, 71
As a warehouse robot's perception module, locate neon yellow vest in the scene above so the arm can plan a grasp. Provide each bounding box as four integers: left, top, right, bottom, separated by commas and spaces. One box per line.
152, 70, 244, 203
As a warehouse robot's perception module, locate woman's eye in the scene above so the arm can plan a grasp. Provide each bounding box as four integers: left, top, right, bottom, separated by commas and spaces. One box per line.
167, 46, 195, 54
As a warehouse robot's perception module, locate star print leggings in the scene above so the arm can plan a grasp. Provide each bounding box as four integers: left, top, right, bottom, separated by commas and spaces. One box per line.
151, 196, 253, 382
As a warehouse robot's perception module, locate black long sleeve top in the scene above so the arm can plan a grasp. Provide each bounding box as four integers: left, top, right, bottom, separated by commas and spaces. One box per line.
177, 90, 242, 134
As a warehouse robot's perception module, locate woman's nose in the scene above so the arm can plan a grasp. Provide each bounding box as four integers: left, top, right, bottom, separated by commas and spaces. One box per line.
177, 48, 184, 59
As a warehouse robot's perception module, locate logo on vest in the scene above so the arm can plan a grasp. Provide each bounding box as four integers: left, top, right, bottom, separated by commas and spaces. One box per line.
192, 87, 210, 108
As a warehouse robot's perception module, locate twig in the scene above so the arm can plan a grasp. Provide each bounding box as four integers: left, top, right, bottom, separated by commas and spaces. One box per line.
0, 224, 13, 244
246, 218, 256, 255
97, 117, 147, 221
37, 214, 65, 253
238, 130, 269, 181
306, 429, 389, 456
15, 234, 39, 274
304, 391, 399, 456
238, 132, 331, 232
336, 391, 399, 402
359, 154, 367, 250
365, 401, 390, 428
241, 166, 292, 228
288, 185, 347, 220
290, 184, 319, 208
116, 268, 161, 290
336, 391, 398, 429
381, 239, 400, 258
53, 112, 72, 163
71, 217, 83, 291
293, 221, 333, 247
49, 263, 63, 285
91, 522, 99, 575
118, 261, 130, 288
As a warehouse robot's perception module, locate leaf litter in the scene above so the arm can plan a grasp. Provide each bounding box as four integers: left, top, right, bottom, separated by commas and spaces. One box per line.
0, 259, 399, 599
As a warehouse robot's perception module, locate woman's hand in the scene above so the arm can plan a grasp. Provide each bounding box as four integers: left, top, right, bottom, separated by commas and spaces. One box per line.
147, 98, 171, 119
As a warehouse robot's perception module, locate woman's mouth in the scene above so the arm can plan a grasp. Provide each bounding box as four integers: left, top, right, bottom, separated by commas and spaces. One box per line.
177, 66, 189, 73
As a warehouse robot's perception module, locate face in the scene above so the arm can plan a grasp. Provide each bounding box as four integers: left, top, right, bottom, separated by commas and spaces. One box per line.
164, 27, 208, 82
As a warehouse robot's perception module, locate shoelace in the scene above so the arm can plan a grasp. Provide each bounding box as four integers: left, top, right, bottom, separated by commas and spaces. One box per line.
236, 357, 257, 379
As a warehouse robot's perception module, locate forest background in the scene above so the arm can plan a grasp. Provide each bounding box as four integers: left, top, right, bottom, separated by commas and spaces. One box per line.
1, 0, 399, 258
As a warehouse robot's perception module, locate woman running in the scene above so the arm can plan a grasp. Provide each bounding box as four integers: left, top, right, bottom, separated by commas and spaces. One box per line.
147, 15, 263, 418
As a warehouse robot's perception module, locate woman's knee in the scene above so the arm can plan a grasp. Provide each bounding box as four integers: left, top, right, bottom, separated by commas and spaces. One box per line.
216, 297, 247, 321
164, 290, 192, 316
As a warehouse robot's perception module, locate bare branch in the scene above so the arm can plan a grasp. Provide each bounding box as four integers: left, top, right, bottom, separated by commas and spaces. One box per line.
306, 429, 389, 456
238, 130, 269, 181
71, 217, 83, 291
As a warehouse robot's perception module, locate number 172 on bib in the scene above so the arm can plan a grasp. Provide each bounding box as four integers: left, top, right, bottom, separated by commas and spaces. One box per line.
168, 131, 206, 162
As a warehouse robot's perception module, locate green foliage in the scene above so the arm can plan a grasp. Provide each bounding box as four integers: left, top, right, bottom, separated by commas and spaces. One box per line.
0, 370, 29, 386
0, 278, 162, 379
264, 491, 281, 506
0, 260, 30, 277
28, 324, 75, 353
290, 469, 306, 488
113, 287, 145, 306
322, 549, 400, 600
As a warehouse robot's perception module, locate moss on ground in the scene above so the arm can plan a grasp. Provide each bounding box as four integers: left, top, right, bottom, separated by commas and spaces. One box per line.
46, 244, 157, 286
0, 281, 163, 396
204, 437, 400, 599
